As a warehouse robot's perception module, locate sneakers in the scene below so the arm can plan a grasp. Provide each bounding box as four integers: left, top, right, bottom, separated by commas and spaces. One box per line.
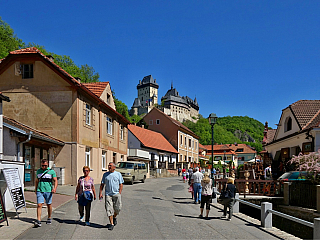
46, 218, 52, 224
199, 214, 203, 218
220, 215, 227, 219
85, 221, 90, 226
113, 217, 117, 226
227, 218, 231, 221
108, 224, 114, 231
34, 220, 42, 227
78, 216, 84, 222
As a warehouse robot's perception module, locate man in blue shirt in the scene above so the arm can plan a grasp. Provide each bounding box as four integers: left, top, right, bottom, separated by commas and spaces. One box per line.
99, 162, 124, 231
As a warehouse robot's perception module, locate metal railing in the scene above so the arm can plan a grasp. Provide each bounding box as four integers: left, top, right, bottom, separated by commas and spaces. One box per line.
229, 193, 320, 239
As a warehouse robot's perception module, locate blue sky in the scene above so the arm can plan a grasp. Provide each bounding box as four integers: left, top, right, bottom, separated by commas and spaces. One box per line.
1, 1, 320, 128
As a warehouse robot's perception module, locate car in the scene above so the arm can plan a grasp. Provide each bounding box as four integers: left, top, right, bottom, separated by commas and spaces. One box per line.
277, 171, 308, 182
116, 161, 147, 185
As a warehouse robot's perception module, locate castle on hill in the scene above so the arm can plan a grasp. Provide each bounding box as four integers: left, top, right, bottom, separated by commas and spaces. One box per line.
130, 75, 199, 123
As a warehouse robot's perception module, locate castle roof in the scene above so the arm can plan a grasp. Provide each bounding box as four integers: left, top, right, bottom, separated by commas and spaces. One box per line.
132, 98, 141, 108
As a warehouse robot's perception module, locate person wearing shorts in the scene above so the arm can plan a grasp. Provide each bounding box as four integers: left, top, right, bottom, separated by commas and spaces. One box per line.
34, 159, 57, 227
99, 162, 124, 231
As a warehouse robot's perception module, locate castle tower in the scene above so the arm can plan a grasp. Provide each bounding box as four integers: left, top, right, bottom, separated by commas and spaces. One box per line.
137, 75, 159, 107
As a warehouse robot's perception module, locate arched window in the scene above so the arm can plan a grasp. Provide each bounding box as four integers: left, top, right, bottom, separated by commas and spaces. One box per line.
284, 117, 292, 132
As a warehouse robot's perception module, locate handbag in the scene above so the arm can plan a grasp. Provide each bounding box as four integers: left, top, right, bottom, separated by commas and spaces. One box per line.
82, 178, 93, 201
219, 183, 231, 199
77, 178, 93, 206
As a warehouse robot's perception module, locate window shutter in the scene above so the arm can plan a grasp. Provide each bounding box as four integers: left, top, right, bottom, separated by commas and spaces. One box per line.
83, 101, 87, 126
15, 62, 21, 76
92, 108, 95, 127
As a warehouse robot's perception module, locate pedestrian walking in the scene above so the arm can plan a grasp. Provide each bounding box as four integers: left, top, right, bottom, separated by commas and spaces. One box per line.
99, 162, 124, 231
264, 164, 272, 180
178, 167, 181, 176
199, 172, 213, 219
34, 159, 58, 227
182, 168, 186, 183
221, 177, 236, 221
75, 166, 96, 226
191, 167, 203, 204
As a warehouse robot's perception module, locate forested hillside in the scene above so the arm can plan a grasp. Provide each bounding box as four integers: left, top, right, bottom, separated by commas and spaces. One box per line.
0, 17, 133, 121
183, 116, 264, 153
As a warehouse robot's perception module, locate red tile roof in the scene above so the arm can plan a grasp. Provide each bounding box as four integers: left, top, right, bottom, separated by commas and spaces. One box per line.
227, 143, 256, 154
128, 124, 178, 154
83, 82, 109, 97
288, 100, 320, 130
1, 48, 129, 125
3, 116, 64, 145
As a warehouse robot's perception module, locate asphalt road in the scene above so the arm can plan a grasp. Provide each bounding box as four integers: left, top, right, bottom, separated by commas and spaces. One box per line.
16, 177, 290, 239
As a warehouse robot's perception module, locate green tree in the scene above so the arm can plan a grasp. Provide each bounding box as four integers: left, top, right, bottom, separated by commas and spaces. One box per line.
112, 90, 131, 121
27, 44, 99, 83
0, 17, 25, 58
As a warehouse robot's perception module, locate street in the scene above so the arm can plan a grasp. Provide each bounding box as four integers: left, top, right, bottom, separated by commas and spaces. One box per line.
17, 177, 294, 239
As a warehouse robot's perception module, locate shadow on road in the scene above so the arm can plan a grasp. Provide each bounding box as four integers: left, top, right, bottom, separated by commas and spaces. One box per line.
53, 218, 106, 228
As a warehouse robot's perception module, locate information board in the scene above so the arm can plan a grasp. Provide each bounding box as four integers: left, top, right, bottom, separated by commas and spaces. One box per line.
2, 168, 26, 211
0, 189, 8, 225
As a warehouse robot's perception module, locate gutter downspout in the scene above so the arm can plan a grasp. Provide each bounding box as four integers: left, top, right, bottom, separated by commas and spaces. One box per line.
17, 131, 32, 161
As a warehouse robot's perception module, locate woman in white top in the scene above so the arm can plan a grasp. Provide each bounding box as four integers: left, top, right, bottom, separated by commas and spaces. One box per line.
199, 172, 213, 219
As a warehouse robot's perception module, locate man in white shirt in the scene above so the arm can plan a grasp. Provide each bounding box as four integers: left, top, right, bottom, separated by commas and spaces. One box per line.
264, 165, 272, 180
191, 167, 203, 204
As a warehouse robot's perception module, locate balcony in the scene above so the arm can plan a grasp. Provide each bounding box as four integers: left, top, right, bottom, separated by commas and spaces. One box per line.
127, 149, 149, 160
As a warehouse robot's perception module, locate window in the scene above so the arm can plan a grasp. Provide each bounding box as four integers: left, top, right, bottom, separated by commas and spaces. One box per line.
85, 103, 91, 125
22, 64, 33, 79
85, 147, 91, 167
189, 139, 191, 148
156, 119, 160, 125
285, 117, 292, 132
180, 154, 182, 162
107, 94, 111, 104
180, 135, 183, 145
236, 148, 244, 152
120, 125, 124, 140
102, 150, 106, 169
113, 152, 116, 163
184, 137, 187, 147
149, 120, 153, 125
107, 116, 113, 135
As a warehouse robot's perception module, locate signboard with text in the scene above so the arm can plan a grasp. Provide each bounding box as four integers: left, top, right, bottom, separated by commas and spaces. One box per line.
2, 168, 26, 211
0, 189, 8, 225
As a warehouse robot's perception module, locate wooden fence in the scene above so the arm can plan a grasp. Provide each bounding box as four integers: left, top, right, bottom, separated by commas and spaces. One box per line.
215, 179, 282, 196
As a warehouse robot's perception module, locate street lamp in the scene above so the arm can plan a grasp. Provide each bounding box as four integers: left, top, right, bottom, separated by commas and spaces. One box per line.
208, 113, 218, 181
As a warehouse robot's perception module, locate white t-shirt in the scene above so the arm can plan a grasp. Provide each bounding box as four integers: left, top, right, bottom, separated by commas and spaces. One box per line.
191, 171, 203, 183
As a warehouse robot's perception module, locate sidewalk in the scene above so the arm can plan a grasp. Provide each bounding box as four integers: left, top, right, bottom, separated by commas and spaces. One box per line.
0, 185, 75, 240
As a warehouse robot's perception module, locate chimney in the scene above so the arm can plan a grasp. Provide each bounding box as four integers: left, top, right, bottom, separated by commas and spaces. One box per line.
46, 55, 54, 62
141, 125, 144, 129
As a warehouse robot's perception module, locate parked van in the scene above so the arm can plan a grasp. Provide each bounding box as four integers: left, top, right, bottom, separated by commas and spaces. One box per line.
117, 161, 147, 185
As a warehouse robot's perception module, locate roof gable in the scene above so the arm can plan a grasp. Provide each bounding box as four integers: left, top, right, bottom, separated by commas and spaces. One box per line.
145, 107, 199, 138
83, 82, 109, 97
128, 124, 178, 153
0, 47, 129, 124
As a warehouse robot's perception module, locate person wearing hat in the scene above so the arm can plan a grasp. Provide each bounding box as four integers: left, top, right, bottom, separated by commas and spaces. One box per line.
221, 177, 236, 221
199, 172, 213, 219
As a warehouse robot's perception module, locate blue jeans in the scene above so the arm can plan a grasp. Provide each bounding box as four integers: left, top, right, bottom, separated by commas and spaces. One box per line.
193, 183, 202, 202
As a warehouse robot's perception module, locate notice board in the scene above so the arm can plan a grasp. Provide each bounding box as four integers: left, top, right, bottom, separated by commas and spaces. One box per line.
0, 189, 8, 225
2, 168, 26, 211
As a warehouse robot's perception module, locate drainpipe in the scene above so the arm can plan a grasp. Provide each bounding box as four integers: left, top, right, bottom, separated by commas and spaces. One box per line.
17, 131, 32, 161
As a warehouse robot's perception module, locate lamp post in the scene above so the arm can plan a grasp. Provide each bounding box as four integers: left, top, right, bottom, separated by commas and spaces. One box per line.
208, 113, 218, 181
